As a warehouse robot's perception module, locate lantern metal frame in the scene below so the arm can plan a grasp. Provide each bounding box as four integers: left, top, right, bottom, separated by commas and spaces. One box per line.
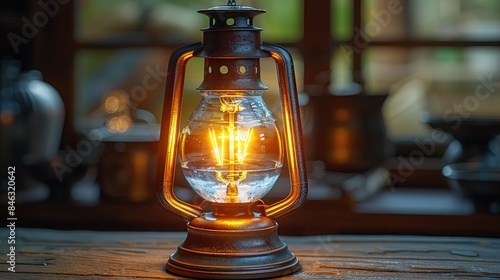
157, 3, 308, 279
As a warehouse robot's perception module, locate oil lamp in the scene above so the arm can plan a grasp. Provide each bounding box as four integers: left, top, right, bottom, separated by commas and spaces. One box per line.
157, 1, 308, 278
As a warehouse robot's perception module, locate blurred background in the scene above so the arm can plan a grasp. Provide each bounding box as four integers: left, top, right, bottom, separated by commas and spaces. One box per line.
1, 0, 500, 236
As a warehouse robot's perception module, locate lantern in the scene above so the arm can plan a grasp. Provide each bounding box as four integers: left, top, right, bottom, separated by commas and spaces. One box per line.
157, 1, 308, 278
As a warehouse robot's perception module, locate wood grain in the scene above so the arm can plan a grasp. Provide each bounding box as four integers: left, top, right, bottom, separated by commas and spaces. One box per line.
1, 228, 499, 279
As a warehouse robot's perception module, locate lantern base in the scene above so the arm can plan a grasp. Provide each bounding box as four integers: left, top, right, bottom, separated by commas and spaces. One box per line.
165, 204, 301, 279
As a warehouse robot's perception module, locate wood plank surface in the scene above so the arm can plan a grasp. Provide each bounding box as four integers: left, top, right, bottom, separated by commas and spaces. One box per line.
15, 197, 500, 237
1, 228, 499, 279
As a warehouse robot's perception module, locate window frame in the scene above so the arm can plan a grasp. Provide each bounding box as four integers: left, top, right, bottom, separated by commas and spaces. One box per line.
37, 0, 500, 154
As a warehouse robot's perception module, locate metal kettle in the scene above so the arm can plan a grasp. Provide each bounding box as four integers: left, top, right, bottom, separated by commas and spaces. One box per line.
0, 59, 64, 194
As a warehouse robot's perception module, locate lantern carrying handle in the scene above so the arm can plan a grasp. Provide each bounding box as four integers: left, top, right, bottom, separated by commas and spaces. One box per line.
158, 42, 308, 221
158, 42, 204, 220
261, 43, 308, 219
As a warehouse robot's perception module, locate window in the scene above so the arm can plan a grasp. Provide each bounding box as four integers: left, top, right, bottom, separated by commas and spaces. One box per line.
5, 0, 500, 231
39, 0, 500, 156
329, 0, 500, 139
73, 0, 304, 134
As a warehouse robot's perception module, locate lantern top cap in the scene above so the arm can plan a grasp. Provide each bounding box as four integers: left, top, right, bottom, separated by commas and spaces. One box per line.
198, 5, 266, 17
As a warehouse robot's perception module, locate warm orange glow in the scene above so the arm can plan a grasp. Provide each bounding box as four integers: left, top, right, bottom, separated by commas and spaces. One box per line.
332, 127, 350, 145
0, 111, 13, 125
104, 96, 121, 114
107, 114, 132, 133
331, 127, 350, 163
209, 127, 253, 166
208, 101, 254, 199
334, 108, 350, 122
130, 150, 150, 202
104, 89, 128, 114
331, 148, 350, 163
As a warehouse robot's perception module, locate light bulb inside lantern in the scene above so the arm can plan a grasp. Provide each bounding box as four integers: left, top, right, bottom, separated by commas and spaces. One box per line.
180, 90, 282, 203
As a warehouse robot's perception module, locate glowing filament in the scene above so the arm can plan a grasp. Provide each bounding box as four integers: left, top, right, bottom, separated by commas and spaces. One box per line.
209, 127, 253, 166
208, 101, 254, 199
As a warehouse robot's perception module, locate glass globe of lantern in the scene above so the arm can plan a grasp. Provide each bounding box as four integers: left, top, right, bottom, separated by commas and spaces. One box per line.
179, 90, 283, 203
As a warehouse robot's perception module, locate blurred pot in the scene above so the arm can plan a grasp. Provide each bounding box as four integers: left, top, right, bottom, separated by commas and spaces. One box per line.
307, 94, 392, 172
425, 117, 500, 166
443, 162, 500, 211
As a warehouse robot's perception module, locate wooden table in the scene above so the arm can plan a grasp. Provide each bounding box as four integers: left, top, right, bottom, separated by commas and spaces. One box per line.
1, 228, 499, 279
14, 188, 500, 236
